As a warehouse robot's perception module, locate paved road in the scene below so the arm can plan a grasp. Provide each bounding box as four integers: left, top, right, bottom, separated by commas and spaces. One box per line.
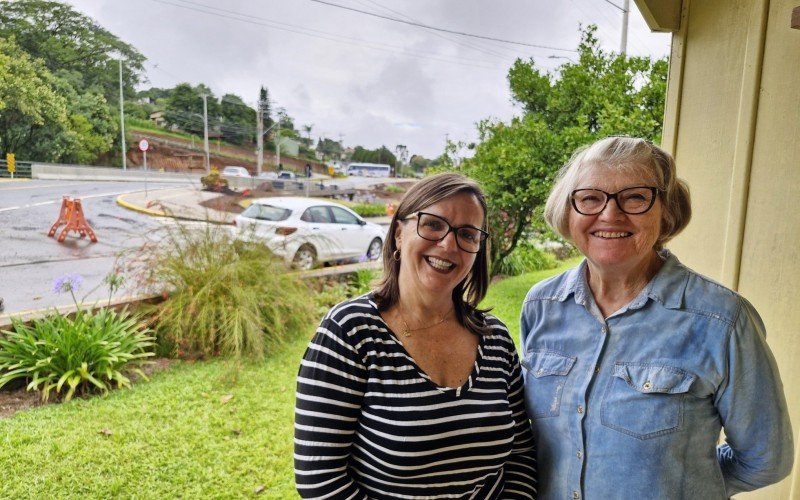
0, 179, 187, 318
0, 175, 408, 322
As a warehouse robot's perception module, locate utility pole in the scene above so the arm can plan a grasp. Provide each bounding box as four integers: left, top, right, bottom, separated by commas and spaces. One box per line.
202, 93, 210, 173
276, 116, 281, 169
256, 96, 263, 176
620, 0, 630, 55
118, 59, 127, 171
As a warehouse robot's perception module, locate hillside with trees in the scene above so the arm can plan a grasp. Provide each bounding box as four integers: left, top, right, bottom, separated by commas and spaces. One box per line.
0, 0, 422, 170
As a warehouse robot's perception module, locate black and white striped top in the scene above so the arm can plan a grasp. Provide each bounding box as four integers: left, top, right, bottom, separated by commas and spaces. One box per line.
294, 294, 537, 499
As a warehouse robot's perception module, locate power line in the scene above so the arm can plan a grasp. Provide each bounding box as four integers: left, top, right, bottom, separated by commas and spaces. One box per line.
148, 0, 509, 70
307, 0, 577, 53
601, 0, 626, 12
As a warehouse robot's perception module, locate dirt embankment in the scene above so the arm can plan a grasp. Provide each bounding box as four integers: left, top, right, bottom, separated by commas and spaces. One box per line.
125, 129, 326, 175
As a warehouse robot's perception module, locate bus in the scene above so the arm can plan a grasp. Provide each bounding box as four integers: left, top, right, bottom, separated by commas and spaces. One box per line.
346, 162, 391, 177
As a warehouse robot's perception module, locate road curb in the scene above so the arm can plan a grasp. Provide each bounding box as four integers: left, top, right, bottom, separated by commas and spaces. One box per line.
116, 192, 233, 225
116, 193, 168, 217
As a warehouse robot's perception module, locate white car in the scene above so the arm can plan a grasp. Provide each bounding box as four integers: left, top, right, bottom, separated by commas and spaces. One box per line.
234, 197, 385, 270
256, 171, 278, 179
221, 166, 251, 178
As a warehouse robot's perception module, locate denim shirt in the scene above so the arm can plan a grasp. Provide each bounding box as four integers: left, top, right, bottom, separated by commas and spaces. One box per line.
520, 250, 793, 499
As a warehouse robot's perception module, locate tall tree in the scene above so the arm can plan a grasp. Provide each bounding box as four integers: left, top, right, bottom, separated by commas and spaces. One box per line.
448, 25, 667, 274
258, 85, 274, 135
0, 0, 145, 104
0, 37, 72, 160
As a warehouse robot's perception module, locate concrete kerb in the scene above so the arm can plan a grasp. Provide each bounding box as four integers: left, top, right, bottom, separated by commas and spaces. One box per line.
115, 188, 234, 225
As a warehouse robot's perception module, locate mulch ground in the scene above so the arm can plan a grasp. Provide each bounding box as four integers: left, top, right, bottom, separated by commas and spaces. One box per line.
0, 358, 172, 420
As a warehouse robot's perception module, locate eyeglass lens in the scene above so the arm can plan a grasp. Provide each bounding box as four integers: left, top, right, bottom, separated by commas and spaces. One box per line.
416, 212, 486, 253
572, 187, 657, 215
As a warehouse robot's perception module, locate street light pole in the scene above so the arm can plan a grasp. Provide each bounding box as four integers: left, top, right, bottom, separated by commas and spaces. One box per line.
256, 97, 263, 176
118, 59, 127, 170
202, 94, 210, 173
620, 0, 630, 54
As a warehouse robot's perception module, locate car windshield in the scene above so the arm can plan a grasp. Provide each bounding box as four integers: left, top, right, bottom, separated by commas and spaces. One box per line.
241, 203, 291, 221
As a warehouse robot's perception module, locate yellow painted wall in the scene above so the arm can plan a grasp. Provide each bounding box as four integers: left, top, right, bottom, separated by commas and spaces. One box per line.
664, 0, 800, 498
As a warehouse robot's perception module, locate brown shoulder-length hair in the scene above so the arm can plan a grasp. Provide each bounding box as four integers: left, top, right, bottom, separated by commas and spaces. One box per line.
373, 172, 492, 336
544, 136, 692, 250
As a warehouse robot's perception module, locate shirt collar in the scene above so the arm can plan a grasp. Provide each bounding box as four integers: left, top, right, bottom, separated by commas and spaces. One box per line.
559, 249, 688, 311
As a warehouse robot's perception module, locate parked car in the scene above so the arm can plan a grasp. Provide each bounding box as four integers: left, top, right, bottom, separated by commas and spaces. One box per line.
234, 197, 385, 270
277, 171, 296, 180
256, 171, 278, 179
221, 166, 250, 178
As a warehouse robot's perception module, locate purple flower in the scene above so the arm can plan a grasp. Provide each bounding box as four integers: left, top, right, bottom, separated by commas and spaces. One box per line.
52, 274, 84, 294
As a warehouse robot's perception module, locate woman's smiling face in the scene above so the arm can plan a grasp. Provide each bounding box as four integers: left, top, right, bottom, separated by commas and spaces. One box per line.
395, 192, 484, 301
568, 165, 663, 275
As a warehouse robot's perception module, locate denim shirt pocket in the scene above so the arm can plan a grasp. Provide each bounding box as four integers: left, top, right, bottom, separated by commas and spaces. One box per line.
601, 362, 696, 440
522, 349, 576, 419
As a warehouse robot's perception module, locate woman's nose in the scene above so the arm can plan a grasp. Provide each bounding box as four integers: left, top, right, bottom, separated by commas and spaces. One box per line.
438, 229, 459, 250
598, 197, 625, 219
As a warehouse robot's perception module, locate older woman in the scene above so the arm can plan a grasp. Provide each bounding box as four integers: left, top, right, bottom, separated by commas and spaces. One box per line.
521, 137, 793, 499
295, 173, 537, 498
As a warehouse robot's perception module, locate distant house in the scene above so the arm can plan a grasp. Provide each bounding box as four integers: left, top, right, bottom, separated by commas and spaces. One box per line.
149, 111, 166, 127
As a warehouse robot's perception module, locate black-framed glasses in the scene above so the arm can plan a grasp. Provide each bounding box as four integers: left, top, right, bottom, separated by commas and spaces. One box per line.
571, 186, 659, 215
403, 211, 489, 253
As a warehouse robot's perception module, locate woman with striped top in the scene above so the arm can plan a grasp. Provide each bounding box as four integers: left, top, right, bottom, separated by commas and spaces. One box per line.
294, 173, 537, 499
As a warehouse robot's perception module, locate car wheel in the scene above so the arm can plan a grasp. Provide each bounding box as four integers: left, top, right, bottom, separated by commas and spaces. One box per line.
366, 238, 382, 260
293, 245, 317, 270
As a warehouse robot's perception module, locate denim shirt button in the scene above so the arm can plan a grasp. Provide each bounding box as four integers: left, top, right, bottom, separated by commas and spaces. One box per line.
572, 491, 581, 499
577, 405, 584, 414
601, 326, 607, 334
643, 381, 652, 391
576, 450, 583, 459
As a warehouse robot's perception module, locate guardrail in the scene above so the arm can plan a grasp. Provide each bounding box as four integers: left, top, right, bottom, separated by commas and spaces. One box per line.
0, 160, 33, 179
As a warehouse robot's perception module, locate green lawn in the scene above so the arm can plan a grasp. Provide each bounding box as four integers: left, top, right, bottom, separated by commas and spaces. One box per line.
0, 258, 582, 498
482, 257, 582, 339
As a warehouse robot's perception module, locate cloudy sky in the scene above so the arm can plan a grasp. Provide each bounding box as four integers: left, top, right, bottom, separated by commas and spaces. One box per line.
64, 0, 671, 159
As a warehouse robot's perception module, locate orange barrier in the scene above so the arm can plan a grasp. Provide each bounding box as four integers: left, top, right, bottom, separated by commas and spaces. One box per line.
48, 196, 98, 243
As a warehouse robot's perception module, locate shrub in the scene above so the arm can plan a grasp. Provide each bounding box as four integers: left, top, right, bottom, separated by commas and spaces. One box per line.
132, 223, 316, 359
494, 241, 558, 277
349, 202, 387, 217
385, 184, 406, 194
0, 308, 155, 402
200, 169, 228, 191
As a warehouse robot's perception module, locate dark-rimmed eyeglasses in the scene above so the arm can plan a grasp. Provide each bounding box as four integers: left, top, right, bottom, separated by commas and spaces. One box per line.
403, 211, 488, 253
571, 186, 659, 215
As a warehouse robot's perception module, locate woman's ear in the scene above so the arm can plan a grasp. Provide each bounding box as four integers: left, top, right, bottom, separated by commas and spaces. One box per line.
394, 220, 404, 249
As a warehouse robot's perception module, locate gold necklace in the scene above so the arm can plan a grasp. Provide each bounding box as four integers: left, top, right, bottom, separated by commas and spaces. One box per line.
398, 305, 451, 337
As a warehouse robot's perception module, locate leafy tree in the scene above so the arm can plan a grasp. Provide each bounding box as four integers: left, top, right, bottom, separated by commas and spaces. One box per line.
0, 37, 72, 160
316, 137, 342, 159
351, 146, 397, 169
409, 154, 430, 172
0, 0, 145, 104
302, 124, 314, 146
61, 85, 118, 164
447, 25, 667, 274
220, 93, 255, 145
164, 83, 221, 136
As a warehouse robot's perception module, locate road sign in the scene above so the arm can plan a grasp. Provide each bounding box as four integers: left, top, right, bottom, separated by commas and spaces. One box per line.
6, 153, 15, 174
138, 139, 149, 152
